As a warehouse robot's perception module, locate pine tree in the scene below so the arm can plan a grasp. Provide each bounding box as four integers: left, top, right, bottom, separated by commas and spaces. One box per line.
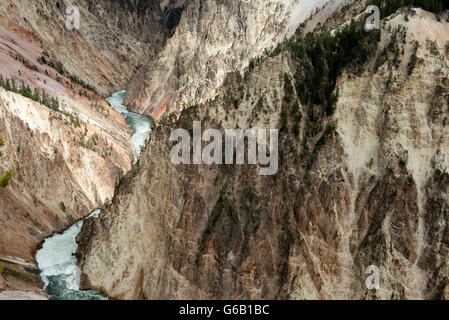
41, 90, 47, 106
33, 87, 40, 102
0, 170, 13, 188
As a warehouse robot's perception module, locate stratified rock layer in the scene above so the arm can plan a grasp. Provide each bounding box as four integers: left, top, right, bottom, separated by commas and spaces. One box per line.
0, 0, 173, 95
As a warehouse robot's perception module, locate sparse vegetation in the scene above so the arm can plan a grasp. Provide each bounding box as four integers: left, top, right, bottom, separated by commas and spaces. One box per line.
281, 73, 301, 134
2, 267, 40, 284
288, 21, 380, 119
91, 102, 110, 118
0, 170, 13, 187
68, 74, 97, 94
275, 20, 380, 154
0, 75, 85, 133
375, 26, 407, 72
37, 53, 65, 75
37, 52, 97, 94
13, 54, 38, 72
427, 40, 439, 55
0, 75, 60, 111
199, 193, 238, 252
370, 0, 449, 19
85, 133, 100, 150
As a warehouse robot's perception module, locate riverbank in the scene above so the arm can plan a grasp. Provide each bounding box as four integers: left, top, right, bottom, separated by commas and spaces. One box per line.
33, 91, 152, 300
0, 256, 47, 300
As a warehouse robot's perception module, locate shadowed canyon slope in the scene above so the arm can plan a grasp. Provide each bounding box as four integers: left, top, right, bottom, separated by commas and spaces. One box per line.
78, 4, 449, 299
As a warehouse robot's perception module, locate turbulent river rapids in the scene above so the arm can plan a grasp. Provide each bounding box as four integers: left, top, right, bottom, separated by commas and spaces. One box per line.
35, 90, 152, 300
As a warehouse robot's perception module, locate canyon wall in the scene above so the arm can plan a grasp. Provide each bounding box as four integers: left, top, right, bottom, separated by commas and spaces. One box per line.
0, 0, 180, 264
124, 0, 338, 119
78, 9, 449, 299
0, 0, 174, 296
0, 87, 134, 259
0, 0, 177, 95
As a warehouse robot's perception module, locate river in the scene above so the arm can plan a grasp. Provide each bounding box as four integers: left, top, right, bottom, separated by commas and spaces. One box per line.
35, 90, 152, 300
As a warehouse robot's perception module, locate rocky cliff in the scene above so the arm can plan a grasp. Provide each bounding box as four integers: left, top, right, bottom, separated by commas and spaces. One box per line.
124, 0, 338, 119
0, 0, 179, 96
0, 87, 134, 259
77, 8, 449, 299
0, 0, 176, 297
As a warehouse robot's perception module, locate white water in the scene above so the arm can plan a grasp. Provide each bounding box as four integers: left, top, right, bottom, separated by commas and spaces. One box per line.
36, 91, 152, 300
106, 90, 152, 156
35, 210, 105, 300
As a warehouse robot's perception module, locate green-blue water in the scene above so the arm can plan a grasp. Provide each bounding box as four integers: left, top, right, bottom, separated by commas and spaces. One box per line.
35, 91, 152, 300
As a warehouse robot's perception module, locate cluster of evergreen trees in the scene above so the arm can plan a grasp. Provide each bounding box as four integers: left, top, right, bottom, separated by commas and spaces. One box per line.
370, 0, 449, 18
37, 55, 64, 75
269, 20, 381, 157
68, 75, 96, 92
0, 75, 60, 112
287, 21, 380, 119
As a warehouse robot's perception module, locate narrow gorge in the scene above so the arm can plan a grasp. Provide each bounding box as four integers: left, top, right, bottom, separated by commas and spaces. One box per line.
35, 90, 151, 300
1, 0, 449, 301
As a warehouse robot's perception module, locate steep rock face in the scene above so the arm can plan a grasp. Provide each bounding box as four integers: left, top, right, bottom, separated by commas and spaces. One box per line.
0, 0, 173, 95
77, 9, 449, 300
125, 0, 336, 118
81, 0, 183, 47
0, 88, 133, 260
0, 0, 175, 298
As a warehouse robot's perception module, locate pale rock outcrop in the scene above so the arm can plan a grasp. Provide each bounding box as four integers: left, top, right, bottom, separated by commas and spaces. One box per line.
125, 0, 337, 118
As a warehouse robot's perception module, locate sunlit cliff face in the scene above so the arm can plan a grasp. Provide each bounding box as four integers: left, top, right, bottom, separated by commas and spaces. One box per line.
1, 0, 449, 301
76, 6, 449, 300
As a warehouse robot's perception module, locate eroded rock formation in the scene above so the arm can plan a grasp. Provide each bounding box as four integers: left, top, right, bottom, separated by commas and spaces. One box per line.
77, 8, 449, 299
125, 0, 336, 118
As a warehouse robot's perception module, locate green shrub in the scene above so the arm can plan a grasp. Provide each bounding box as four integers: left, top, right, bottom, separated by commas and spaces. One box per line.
0, 170, 13, 187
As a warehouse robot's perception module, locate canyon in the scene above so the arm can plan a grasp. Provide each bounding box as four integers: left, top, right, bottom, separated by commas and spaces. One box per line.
77, 3, 449, 299
125, 0, 336, 118
1, 0, 448, 300
0, 0, 174, 299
